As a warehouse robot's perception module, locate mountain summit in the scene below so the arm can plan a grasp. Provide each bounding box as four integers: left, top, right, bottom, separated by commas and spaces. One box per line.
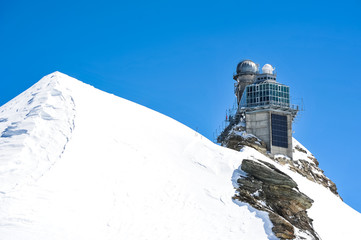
0, 72, 360, 240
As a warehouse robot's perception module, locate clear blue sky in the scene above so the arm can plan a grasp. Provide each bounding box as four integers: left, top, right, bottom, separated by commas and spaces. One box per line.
1, 0, 360, 212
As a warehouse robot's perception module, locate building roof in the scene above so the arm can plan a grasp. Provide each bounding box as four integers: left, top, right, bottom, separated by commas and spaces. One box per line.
236, 60, 258, 74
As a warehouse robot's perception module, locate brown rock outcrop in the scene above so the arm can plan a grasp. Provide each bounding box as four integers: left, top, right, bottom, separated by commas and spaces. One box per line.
219, 120, 341, 239
274, 146, 341, 198
233, 159, 319, 240
221, 121, 341, 199
220, 123, 268, 154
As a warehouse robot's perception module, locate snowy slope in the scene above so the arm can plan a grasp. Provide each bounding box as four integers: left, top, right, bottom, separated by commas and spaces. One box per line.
0, 76, 75, 193
0, 72, 360, 240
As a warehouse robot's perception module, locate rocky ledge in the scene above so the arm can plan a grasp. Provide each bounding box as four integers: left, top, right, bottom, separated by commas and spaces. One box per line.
221, 122, 340, 198
233, 159, 319, 240
220, 121, 342, 239
221, 123, 268, 155
274, 145, 340, 198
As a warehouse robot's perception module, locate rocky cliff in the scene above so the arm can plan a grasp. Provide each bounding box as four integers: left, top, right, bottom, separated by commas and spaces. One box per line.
220, 121, 341, 239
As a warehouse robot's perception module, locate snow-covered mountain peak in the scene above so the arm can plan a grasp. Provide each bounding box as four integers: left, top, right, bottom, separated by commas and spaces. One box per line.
0, 71, 78, 193
0, 72, 272, 240
49, 70, 64, 76
0, 73, 360, 240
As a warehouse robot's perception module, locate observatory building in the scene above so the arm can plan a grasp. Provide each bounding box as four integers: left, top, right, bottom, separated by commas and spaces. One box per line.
233, 60, 298, 158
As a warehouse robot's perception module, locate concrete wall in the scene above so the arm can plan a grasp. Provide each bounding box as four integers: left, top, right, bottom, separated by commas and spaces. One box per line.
246, 112, 271, 149
246, 110, 293, 159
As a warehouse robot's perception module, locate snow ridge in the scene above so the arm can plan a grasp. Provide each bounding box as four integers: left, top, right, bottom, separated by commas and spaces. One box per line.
0, 72, 360, 240
0, 72, 273, 240
0, 72, 76, 193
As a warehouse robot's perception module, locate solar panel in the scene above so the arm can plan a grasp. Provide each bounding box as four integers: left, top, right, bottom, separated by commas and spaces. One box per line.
271, 114, 288, 148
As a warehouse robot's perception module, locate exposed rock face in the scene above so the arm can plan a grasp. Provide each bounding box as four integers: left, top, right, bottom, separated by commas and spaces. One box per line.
234, 159, 319, 240
221, 123, 268, 155
241, 159, 297, 188
222, 121, 341, 198
220, 120, 341, 239
274, 144, 341, 198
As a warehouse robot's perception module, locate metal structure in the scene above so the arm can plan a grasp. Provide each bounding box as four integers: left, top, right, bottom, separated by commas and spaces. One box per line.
219, 59, 299, 158
239, 81, 299, 119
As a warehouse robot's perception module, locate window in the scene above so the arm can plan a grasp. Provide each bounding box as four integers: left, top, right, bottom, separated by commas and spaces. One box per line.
242, 83, 290, 108
271, 114, 288, 148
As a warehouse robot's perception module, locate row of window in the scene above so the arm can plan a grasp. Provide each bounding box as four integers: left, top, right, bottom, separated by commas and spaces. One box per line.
241, 83, 291, 108
247, 91, 290, 99
247, 83, 289, 93
246, 96, 290, 105
257, 76, 276, 81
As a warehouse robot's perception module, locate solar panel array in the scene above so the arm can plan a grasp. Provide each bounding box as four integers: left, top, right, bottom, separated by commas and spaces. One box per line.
271, 114, 288, 148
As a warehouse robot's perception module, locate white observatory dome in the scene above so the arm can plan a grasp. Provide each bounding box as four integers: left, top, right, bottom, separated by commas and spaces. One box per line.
236, 60, 258, 74
262, 64, 275, 74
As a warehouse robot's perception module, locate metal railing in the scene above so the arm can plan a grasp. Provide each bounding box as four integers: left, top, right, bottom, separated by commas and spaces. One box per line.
213, 98, 303, 143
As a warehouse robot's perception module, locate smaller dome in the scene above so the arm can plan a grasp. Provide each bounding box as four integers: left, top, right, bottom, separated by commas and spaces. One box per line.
262, 64, 274, 74
236, 60, 258, 74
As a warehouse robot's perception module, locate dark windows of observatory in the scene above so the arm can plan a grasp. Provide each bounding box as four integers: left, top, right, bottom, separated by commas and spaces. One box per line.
271, 114, 288, 148
242, 83, 290, 108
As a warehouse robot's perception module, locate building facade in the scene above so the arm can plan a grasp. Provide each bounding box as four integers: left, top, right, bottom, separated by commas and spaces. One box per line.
234, 60, 298, 158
